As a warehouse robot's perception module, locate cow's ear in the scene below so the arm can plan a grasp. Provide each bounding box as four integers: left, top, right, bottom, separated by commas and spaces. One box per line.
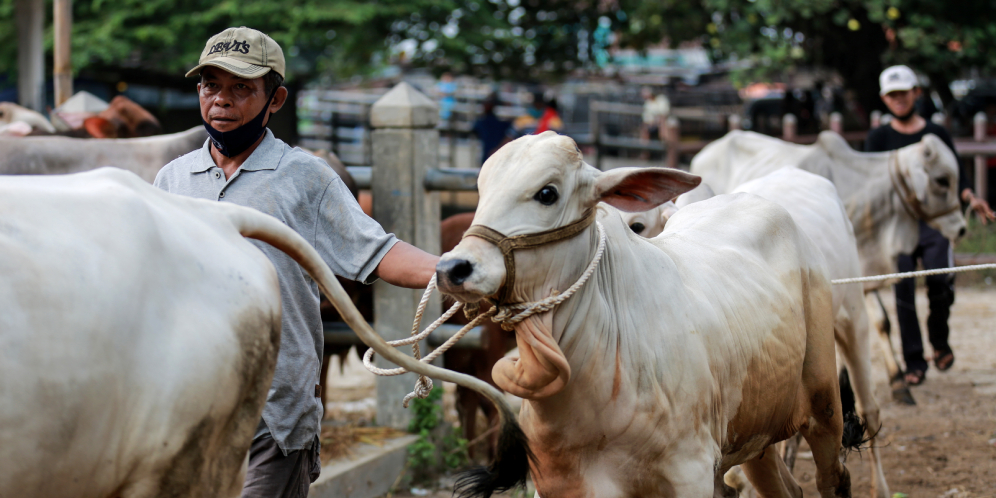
659, 201, 679, 223
592, 167, 701, 212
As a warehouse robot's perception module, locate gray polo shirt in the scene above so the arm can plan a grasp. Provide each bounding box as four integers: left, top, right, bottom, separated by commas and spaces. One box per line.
154, 130, 397, 453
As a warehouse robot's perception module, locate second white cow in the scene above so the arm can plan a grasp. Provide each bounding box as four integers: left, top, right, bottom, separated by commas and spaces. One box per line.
624, 169, 889, 497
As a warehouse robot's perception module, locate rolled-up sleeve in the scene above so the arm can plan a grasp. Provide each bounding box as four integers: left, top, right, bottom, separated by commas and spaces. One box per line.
314, 177, 398, 284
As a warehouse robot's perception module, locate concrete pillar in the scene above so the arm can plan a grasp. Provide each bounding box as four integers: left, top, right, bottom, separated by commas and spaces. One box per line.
829, 112, 843, 134
727, 114, 741, 131
16, 0, 45, 112
782, 113, 797, 141
973, 112, 988, 202
53, 0, 73, 106
870, 110, 882, 129
369, 82, 441, 429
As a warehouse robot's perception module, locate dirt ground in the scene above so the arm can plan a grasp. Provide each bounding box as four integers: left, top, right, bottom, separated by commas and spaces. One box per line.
327, 285, 996, 498
793, 286, 996, 498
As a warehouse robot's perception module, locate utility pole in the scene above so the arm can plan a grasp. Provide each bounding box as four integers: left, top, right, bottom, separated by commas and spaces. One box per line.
16, 0, 45, 111
53, 0, 73, 106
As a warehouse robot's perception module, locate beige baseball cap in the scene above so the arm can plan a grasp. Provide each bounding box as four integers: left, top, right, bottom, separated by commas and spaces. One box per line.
185, 26, 285, 79
879, 65, 918, 95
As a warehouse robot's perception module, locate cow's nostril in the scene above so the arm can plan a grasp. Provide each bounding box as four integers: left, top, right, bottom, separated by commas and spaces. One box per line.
437, 259, 474, 286
958, 227, 966, 238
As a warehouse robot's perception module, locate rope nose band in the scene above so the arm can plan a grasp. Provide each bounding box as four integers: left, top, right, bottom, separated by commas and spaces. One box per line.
889, 152, 960, 222
460, 208, 598, 305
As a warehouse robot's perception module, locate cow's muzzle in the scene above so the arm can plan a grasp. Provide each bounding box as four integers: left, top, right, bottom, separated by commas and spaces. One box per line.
436, 258, 474, 286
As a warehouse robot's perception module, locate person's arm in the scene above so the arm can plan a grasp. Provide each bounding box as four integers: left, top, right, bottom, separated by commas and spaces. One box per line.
961, 188, 995, 225
372, 241, 440, 289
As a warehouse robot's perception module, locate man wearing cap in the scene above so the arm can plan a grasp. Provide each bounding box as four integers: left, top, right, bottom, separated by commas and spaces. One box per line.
865, 65, 995, 387
153, 27, 440, 497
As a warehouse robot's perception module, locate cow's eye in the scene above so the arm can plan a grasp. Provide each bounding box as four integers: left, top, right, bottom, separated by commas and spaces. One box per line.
534, 185, 559, 205
935, 177, 950, 188
630, 222, 645, 234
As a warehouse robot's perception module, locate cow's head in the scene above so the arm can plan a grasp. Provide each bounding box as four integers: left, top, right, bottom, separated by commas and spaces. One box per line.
895, 134, 966, 240
436, 132, 699, 398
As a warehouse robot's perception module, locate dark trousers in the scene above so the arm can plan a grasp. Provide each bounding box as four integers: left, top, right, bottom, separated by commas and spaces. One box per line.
894, 221, 955, 373
241, 434, 321, 498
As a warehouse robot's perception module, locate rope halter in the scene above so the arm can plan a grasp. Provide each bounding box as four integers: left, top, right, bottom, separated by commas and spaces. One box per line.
889, 151, 959, 222
460, 208, 598, 305
362, 214, 607, 407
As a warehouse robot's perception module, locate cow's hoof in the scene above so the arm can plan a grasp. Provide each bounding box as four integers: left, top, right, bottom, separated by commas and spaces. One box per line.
891, 387, 916, 405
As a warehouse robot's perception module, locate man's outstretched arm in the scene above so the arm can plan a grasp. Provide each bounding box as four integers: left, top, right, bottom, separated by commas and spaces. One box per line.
373, 241, 440, 289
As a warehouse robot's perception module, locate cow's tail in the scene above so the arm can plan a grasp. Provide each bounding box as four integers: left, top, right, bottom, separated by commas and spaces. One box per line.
221, 202, 532, 498
838, 368, 873, 458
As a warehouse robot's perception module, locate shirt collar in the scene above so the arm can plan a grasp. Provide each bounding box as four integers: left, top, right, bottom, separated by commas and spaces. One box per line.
189, 129, 282, 173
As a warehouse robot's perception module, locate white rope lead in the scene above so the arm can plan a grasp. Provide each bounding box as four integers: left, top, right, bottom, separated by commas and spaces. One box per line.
831, 264, 996, 285
362, 222, 607, 407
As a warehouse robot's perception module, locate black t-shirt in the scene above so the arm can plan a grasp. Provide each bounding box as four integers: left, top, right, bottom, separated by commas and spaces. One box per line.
864, 121, 970, 194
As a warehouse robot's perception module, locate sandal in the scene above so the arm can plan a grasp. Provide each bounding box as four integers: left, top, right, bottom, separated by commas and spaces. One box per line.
934, 350, 955, 371
904, 369, 926, 386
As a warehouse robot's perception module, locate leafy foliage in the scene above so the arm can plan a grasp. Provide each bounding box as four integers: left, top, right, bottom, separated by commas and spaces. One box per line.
2, 0, 991, 112
406, 386, 469, 485
0, 0, 634, 83
625, 1, 996, 112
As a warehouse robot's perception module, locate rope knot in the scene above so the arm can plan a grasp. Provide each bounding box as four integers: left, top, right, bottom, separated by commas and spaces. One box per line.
463, 300, 481, 320
402, 375, 434, 408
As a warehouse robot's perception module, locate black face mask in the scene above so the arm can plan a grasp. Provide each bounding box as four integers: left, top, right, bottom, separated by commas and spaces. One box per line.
894, 106, 917, 123
203, 89, 276, 158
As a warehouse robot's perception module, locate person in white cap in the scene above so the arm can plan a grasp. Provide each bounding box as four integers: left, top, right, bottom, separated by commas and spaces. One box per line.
153, 27, 440, 498
865, 65, 994, 388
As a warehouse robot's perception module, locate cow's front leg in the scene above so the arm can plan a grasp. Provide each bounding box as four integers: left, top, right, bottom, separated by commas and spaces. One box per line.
864, 290, 914, 405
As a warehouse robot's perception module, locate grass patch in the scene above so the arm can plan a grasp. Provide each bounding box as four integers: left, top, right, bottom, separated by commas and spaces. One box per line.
955, 217, 996, 254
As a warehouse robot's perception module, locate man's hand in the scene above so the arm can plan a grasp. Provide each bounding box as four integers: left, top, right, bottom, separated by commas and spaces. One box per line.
373, 241, 440, 289
962, 188, 996, 225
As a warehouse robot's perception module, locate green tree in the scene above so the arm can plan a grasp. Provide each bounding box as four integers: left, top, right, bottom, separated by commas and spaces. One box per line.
0, 0, 631, 84
623, 0, 996, 114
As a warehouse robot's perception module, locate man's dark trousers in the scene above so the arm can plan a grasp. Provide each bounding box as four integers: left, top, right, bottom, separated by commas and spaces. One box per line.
894, 221, 955, 373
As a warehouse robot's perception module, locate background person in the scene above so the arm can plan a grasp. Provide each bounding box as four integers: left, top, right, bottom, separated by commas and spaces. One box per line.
534, 96, 563, 134
509, 91, 545, 137
153, 27, 440, 498
865, 65, 995, 386
640, 86, 670, 159
471, 94, 511, 164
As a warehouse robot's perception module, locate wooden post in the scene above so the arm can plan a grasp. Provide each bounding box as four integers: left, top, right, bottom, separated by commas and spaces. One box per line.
829, 112, 843, 134
782, 113, 797, 142
973, 111, 988, 203
870, 110, 882, 129
369, 82, 441, 429
53, 0, 73, 106
665, 116, 680, 169
16, 0, 45, 112
727, 114, 741, 131
590, 101, 602, 170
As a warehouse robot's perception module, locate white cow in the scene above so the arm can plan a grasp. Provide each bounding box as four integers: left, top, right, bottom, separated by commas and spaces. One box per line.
0, 168, 525, 498
0, 126, 207, 182
437, 132, 859, 498
623, 170, 889, 497
689, 130, 967, 404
